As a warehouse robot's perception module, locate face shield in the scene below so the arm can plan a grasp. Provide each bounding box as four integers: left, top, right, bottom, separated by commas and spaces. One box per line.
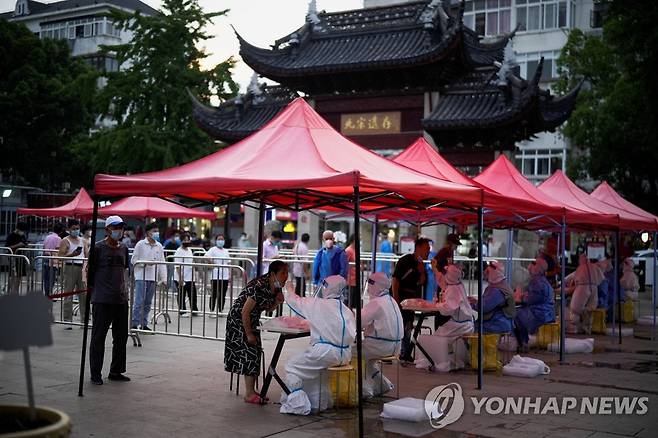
366, 272, 391, 298
316, 275, 347, 299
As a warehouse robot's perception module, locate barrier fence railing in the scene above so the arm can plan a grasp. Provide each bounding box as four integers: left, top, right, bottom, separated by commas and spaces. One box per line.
0, 254, 31, 295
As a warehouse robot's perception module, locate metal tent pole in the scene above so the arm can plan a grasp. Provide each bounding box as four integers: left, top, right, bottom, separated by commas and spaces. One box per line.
506, 228, 513, 282
256, 201, 265, 277
353, 186, 364, 438
653, 231, 657, 327
477, 207, 484, 389
559, 218, 567, 363
615, 231, 622, 344
78, 196, 100, 396
371, 215, 378, 273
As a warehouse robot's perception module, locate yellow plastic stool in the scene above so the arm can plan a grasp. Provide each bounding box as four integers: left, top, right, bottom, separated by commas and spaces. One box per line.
327, 363, 357, 408
376, 355, 400, 400
621, 300, 635, 323
464, 333, 501, 371
537, 322, 560, 349
591, 309, 607, 334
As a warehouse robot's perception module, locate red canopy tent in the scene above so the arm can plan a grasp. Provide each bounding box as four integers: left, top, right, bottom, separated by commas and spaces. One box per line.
538, 171, 657, 231
387, 139, 564, 227
591, 182, 658, 228
17, 188, 93, 218
99, 196, 216, 220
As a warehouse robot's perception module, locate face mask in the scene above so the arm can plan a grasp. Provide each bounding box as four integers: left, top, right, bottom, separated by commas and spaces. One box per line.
150, 232, 159, 241
182, 241, 190, 247
325, 239, 334, 249
70, 230, 80, 238
216, 240, 225, 248
272, 240, 281, 247
110, 230, 122, 241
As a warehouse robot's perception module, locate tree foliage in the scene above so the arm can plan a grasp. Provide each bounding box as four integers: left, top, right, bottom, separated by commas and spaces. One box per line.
0, 18, 97, 189
555, 1, 658, 213
71, 0, 238, 180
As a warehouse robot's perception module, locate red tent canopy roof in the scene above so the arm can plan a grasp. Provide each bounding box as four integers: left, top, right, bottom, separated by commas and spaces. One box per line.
392, 138, 475, 187
95, 98, 485, 212
17, 188, 93, 218
591, 182, 658, 227
99, 197, 216, 220
538, 171, 656, 230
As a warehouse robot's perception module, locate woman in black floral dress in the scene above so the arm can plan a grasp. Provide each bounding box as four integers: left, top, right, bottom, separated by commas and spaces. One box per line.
224, 260, 287, 403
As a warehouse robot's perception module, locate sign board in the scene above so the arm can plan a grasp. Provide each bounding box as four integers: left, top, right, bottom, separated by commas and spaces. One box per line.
399, 236, 415, 254
0, 294, 52, 351
340, 112, 401, 135
587, 243, 605, 261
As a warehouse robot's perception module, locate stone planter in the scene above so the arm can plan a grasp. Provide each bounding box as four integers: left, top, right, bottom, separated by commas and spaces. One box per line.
0, 405, 70, 437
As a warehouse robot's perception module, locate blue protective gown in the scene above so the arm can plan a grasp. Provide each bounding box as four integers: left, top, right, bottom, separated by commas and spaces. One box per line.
479, 286, 514, 334
514, 274, 556, 345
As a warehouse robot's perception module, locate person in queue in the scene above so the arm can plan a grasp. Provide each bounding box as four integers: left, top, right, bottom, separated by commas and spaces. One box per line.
280, 275, 356, 415
514, 257, 555, 352
391, 237, 430, 363
565, 254, 604, 334
431, 264, 476, 372
204, 233, 232, 315
312, 230, 348, 287
131, 222, 166, 330
59, 219, 86, 328
89, 215, 131, 385
173, 233, 198, 317
475, 261, 516, 334
361, 272, 403, 397
596, 257, 613, 315
224, 260, 286, 404
292, 233, 310, 297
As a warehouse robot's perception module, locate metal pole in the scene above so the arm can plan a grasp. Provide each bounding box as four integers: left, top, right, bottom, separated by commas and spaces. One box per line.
353, 186, 364, 438
23, 347, 36, 421
224, 203, 231, 247
645, 231, 658, 327
559, 218, 567, 364
78, 196, 100, 396
256, 201, 265, 277
477, 207, 484, 390
371, 215, 378, 273
506, 228, 513, 282
615, 230, 622, 344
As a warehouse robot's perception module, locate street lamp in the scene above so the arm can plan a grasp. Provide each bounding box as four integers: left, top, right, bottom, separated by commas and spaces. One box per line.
2, 189, 11, 198
641, 232, 649, 243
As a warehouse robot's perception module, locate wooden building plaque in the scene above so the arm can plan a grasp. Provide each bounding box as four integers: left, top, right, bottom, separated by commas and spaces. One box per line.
340, 112, 401, 135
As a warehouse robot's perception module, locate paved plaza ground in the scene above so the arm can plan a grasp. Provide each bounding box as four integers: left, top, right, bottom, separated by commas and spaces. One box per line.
2, 315, 658, 438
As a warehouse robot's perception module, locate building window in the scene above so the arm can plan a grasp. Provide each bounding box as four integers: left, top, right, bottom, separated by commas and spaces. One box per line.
516, 0, 574, 33
515, 147, 565, 182
464, 0, 512, 37
42, 17, 120, 41
84, 55, 119, 73
517, 50, 561, 81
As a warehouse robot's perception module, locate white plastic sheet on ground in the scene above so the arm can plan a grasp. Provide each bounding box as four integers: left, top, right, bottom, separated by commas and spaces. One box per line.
502, 355, 550, 378
548, 337, 594, 354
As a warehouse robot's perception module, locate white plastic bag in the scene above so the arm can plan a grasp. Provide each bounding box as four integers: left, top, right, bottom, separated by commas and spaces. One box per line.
381, 398, 428, 422
502, 355, 550, 377
547, 337, 594, 354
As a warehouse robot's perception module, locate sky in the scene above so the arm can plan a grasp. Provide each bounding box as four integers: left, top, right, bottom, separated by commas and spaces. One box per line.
1, 0, 363, 91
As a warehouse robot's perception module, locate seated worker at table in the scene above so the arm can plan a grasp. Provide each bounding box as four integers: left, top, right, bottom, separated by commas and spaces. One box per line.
224, 260, 286, 405
472, 261, 516, 334
564, 254, 604, 334
596, 257, 613, 313
432, 264, 477, 372
280, 276, 356, 415
392, 237, 431, 363
361, 272, 403, 398
620, 257, 639, 302
514, 257, 555, 352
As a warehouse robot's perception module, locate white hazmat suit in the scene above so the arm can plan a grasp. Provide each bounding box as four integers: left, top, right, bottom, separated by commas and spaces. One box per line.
280, 276, 356, 415
361, 272, 403, 398
567, 254, 604, 334
432, 265, 477, 372
620, 258, 639, 301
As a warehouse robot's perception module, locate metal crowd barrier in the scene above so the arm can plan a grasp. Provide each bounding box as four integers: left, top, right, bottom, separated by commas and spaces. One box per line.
0, 254, 31, 295
129, 260, 247, 342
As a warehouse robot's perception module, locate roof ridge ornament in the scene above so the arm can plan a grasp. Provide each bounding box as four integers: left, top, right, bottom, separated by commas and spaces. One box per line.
248, 73, 263, 97
495, 40, 516, 87
419, 0, 444, 30
307, 0, 323, 31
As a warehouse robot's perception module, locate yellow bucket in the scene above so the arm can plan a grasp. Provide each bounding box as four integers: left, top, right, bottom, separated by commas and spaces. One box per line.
591, 309, 607, 334
537, 322, 560, 348
328, 358, 361, 407
621, 300, 635, 323
464, 333, 501, 371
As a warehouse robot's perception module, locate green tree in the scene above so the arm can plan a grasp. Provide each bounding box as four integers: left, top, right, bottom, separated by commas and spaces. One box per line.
555, 1, 658, 214
72, 0, 238, 180
0, 19, 97, 190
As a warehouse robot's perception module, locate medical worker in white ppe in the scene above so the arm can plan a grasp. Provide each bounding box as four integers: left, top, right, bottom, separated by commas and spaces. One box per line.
566, 254, 604, 334
280, 275, 356, 415
361, 272, 403, 398
432, 264, 477, 372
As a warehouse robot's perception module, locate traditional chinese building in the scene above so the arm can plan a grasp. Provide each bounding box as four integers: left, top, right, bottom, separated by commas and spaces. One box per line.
191, 0, 579, 171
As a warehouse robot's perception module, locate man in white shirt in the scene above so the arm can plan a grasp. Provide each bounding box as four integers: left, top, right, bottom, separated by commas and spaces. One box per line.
292, 233, 310, 296
174, 233, 198, 316
59, 219, 86, 328
205, 233, 231, 315
262, 230, 282, 273
131, 223, 166, 330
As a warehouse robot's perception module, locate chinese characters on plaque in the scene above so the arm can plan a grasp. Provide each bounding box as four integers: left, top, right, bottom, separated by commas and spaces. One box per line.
340, 112, 401, 135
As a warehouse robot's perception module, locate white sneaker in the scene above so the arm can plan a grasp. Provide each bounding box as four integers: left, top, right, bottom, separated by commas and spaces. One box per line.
209, 313, 218, 319
180, 312, 190, 318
